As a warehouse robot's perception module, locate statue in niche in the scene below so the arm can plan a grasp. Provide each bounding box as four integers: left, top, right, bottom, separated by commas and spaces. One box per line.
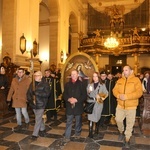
131, 27, 140, 42
78, 31, 84, 45
93, 29, 101, 37
1, 55, 19, 87
132, 27, 140, 37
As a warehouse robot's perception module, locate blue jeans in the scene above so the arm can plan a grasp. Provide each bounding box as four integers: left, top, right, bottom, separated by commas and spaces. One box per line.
65, 115, 82, 139
15, 108, 29, 125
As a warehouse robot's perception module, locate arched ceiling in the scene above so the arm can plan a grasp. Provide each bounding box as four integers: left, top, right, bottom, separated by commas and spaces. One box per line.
86, 0, 145, 15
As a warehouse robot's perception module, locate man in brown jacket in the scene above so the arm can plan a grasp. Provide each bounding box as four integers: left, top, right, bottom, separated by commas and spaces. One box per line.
7, 68, 31, 130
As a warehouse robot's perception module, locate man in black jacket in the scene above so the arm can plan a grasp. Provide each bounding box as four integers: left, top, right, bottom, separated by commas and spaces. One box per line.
27, 71, 50, 140
63, 70, 87, 142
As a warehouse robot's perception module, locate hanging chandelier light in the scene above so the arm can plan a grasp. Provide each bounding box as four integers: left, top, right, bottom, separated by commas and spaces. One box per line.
104, 37, 119, 49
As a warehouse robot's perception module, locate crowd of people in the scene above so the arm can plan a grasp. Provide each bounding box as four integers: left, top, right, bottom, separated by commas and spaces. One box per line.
63, 65, 150, 148
0, 63, 62, 140
0, 62, 150, 148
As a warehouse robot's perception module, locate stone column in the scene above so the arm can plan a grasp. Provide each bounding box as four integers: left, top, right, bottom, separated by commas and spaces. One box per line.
0, 0, 2, 62
2, 0, 16, 60
49, 17, 59, 65
133, 53, 139, 75
2, 0, 40, 66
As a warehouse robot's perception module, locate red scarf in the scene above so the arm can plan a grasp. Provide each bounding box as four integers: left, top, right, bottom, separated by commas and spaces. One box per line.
72, 79, 76, 83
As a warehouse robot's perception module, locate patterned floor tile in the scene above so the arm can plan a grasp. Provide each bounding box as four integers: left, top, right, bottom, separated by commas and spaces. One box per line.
0, 145, 9, 150
100, 145, 122, 150
135, 137, 150, 145
1, 122, 17, 128
80, 131, 88, 137
47, 128, 65, 135
0, 108, 149, 150
103, 134, 118, 141
82, 124, 89, 130
4, 133, 28, 142
58, 122, 66, 127
63, 141, 86, 150
31, 137, 55, 147
0, 130, 3, 134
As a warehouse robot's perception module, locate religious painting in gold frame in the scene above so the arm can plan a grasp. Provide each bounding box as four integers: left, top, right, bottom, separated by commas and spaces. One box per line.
61, 52, 99, 91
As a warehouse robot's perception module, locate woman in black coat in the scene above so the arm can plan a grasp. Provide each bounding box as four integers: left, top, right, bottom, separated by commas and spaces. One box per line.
0, 66, 9, 116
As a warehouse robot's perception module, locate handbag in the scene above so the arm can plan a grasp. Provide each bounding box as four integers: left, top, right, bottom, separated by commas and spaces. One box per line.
84, 102, 95, 114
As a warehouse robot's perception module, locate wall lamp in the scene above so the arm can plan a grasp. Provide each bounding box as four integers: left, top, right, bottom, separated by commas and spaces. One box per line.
60, 50, 64, 63
20, 33, 38, 57
20, 33, 26, 54
0, 41, 2, 53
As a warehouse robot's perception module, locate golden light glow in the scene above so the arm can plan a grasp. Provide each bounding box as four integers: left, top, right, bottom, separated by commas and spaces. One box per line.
0, 41, 2, 52
104, 37, 119, 49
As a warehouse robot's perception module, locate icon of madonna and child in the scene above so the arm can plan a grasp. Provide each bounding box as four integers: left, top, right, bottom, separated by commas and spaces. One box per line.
66, 64, 91, 88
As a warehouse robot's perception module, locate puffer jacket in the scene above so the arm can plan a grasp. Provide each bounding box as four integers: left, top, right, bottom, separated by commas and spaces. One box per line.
27, 79, 50, 109
113, 72, 143, 110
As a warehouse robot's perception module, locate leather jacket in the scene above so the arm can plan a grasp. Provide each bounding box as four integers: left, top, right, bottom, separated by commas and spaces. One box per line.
27, 79, 51, 109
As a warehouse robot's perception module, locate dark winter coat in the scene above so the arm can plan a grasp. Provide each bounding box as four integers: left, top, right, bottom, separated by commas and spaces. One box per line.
43, 75, 62, 109
63, 79, 87, 115
101, 78, 117, 116
27, 80, 50, 109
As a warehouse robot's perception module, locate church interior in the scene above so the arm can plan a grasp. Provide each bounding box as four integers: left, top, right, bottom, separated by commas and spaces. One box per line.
0, 0, 150, 149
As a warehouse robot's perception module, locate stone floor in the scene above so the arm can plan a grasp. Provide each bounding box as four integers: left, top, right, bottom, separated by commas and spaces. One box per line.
0, 108, 149, 150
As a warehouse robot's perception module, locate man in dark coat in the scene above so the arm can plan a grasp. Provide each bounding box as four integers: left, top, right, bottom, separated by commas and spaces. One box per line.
27, 71, 50, 140
99, 72, 116, 128
43, 69, 62, 123
63, 70, 87, 142
43, 69, 55, 123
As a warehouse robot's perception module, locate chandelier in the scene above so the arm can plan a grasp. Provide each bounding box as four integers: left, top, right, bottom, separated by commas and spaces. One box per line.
104, 37, 119, 49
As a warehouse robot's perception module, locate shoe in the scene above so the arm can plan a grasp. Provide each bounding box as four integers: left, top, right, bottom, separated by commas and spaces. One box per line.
88, 133, 93, 138
63, 137, 70, 143
39, 130, 46, 137
124, 141, 130, 148
24, 123, 29, 130
73, 134, 80, 139
14, 125, 22, 131
30, 135, 38, 141
118, 133, 124, 141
